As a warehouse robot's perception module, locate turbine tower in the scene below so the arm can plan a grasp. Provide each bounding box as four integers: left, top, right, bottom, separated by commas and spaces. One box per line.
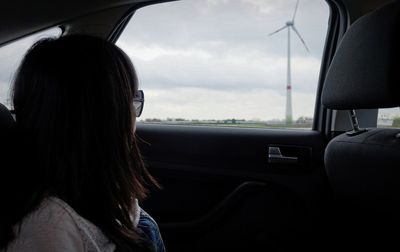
269, 0, 309, 125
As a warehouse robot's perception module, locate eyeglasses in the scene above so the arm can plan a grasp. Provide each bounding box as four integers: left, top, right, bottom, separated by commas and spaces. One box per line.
133, 90, 144, 117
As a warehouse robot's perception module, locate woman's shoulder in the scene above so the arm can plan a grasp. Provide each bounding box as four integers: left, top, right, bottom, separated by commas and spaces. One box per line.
6, 197, 86, 251
137, 209, 166, 252
6, 197, 115, 252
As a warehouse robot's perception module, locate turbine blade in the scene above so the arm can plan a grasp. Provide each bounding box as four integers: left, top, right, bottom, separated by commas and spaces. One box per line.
292, 25, 309, 52
292, 0, 300, 22
268, 25, 287, 36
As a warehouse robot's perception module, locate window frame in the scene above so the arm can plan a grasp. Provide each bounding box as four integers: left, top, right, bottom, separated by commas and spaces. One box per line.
310, 0, 348, 134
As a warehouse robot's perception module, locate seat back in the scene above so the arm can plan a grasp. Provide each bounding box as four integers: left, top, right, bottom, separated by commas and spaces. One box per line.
0, 103, 15, 195
321, 1, 400, 248
0, 103, 14, 130
0, 103, 15, 161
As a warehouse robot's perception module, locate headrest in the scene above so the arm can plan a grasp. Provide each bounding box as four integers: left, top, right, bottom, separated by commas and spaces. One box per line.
322, 1, 400, 110
0, 103, 14, 130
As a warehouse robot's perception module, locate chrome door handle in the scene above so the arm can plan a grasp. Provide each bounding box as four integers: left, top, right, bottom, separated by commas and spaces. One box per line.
268, 146, 298, 164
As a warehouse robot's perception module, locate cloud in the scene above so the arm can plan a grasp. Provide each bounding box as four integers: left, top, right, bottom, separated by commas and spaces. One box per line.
116, 0, 328, 120
122, 0, 328, 56
121, 42, 321, 94
139, 86, 316, 121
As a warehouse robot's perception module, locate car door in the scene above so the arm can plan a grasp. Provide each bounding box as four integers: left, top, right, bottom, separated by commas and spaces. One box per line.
115, 0, 344, 251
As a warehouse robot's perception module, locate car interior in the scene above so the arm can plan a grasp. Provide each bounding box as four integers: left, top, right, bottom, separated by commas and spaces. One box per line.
1, 0, 399, 251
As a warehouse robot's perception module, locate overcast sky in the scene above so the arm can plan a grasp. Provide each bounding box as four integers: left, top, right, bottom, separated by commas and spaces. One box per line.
0, 0, 329, 121
117, 0, 330, 121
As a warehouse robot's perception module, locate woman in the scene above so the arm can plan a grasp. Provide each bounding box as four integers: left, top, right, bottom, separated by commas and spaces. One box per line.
0, 35, 164, 252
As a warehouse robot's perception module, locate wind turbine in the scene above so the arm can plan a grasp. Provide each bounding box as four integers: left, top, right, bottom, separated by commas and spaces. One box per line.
269, 0, 309, 125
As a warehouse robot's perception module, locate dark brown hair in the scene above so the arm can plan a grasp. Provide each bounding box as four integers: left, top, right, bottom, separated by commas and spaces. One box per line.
0, 35, 157, 251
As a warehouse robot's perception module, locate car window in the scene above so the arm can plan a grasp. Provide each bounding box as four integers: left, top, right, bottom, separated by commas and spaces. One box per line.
377, 108, 400, 128
117, 0, 329, 129
0, 28, 62, 107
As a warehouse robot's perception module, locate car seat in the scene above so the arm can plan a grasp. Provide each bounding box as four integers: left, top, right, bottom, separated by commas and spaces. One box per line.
0, 103, 14, 130
321, 1, 400, 249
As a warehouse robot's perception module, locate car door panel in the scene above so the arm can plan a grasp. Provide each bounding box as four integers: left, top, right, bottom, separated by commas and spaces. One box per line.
137, 124, 329, 251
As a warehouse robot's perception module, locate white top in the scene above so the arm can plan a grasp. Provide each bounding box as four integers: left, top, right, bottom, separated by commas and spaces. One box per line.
4, 197, 140, 252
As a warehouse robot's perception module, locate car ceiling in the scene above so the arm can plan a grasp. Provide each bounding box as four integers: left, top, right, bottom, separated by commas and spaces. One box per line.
0, 0, 175, 46
0, 0, 395, 46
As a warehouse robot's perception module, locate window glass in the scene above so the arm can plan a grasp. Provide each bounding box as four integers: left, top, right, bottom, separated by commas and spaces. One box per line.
117, 0, 329, 128
0, 28, 62, 107
377, 108, 400, 128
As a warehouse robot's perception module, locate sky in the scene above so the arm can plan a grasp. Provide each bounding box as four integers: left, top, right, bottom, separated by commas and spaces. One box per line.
0, 0, 330, 121
117, 0, 330, 121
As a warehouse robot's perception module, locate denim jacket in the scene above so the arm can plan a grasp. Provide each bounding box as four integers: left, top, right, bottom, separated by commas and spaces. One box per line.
137, 209, 166, 252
